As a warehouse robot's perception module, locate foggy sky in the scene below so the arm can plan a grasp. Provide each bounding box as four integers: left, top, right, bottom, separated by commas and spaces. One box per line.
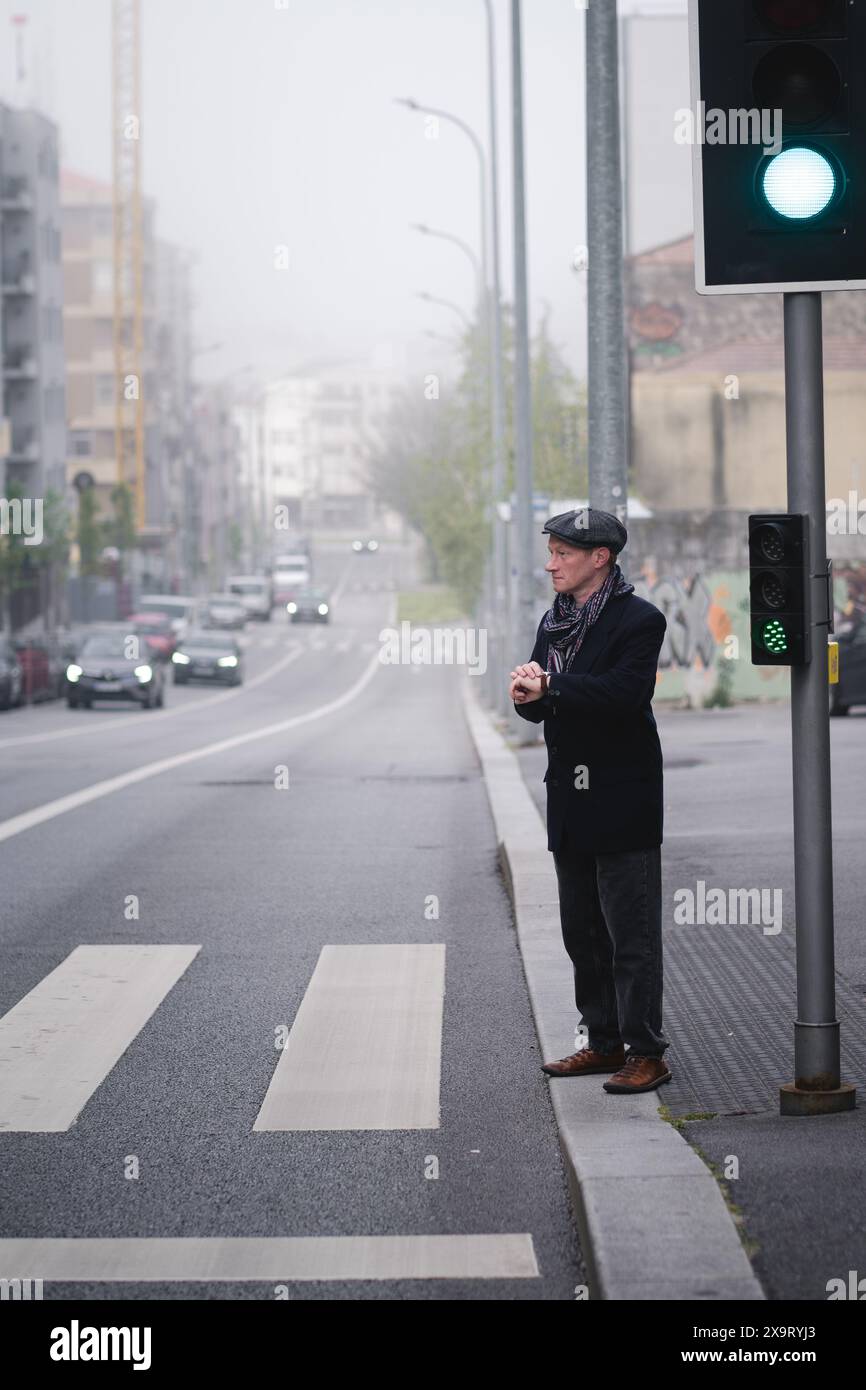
0, 0, 688, 387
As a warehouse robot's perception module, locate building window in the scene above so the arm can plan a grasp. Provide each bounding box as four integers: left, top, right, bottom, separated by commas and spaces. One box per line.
69, 431, 93, 457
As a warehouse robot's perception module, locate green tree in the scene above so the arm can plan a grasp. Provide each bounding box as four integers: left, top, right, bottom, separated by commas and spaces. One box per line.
366, 302, 586, 612
0, 482, 31, 633
76, 485, 102, 621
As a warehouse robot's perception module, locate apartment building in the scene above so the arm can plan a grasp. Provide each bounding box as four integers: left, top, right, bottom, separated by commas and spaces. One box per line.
61, 170, 195, 592
0, 104, 65, 503
263, 368, 393, 532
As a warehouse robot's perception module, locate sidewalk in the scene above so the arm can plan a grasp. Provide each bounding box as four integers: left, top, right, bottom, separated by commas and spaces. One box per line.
472, 690, 866, 1302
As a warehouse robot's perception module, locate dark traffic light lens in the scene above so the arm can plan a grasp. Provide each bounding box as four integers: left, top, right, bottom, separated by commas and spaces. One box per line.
753, 43, 842, 125
754, 0, 839, 31
759, 572, 789, 609
756, 524, 785, 562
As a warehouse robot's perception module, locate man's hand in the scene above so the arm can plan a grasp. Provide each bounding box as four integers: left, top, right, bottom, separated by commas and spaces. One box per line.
510, 660, 546, 704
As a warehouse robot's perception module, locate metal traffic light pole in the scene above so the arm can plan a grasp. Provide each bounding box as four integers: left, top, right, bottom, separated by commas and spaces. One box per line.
780, 291, 855, 1116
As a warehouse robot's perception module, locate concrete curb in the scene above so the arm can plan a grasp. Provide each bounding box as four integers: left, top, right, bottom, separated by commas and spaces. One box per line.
462, 683, 765, 1302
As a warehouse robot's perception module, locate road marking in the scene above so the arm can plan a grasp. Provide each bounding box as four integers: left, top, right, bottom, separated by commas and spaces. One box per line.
0, 1234, 538, 1282
255, 944, 445, 1131
0, 945, 200, 1132
328, 562, 354, 604
0, 643, 305, 752
0, 646, 384, 846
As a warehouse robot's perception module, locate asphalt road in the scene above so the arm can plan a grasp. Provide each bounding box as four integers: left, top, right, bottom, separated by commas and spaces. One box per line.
0, 540, 583, 1301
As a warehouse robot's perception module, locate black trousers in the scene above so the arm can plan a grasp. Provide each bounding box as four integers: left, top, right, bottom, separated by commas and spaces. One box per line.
552, 829, 669, 1058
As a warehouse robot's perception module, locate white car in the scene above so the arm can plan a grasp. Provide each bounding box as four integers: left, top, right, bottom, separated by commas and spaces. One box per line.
227, 575, 272, 621
138, 594, 196, 639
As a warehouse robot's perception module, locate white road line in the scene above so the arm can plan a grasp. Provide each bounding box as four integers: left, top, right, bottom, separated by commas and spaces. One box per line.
328, 562, 354, 604
0, 646, 384, 846
254, 944, 445, 1131
0, 1234, 539, 1282
0, 643, 305, 752
0, 945, 200, 1132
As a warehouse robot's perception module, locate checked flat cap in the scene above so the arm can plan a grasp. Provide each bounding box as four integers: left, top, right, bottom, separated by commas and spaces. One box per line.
542, 507, 627, 554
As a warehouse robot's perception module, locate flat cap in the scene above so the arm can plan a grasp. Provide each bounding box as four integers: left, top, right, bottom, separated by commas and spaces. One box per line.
542, 506, 627, 554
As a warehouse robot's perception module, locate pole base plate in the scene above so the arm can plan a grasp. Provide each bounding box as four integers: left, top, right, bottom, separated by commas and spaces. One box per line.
780, 1082, 856, 1116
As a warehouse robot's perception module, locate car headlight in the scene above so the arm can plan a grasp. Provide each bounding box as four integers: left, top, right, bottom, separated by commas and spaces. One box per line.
352, 540, 363, 551
134, 664, 153, 683
318, 603, 329, 615
66, 663, 82, 683
367, 540, 378, 551
287, 602, 297, 613
172, 651, 191, 664
217, 655, 238, 667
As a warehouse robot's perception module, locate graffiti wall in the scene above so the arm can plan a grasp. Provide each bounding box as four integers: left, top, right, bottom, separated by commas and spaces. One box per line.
635, 565, 866, 703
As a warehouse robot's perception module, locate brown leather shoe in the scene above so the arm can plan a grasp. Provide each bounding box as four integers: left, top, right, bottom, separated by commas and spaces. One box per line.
603, 1053, 671, 1093
541, 1045, 626, 1077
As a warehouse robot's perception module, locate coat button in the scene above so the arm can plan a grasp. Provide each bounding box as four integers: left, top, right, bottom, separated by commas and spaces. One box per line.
550, 778, 559, 787
551, 745, 558, 754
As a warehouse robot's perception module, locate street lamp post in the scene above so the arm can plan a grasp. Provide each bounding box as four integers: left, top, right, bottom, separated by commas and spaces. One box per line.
397, 95, 498, 705
481, 0, 510, 716
416, 291, 472, 331
410, 222, 482, 309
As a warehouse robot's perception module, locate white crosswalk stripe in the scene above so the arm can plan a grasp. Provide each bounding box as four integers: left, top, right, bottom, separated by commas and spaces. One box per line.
0, 1234, 539, 1283
0, 945, 200, 1132
254, 944, 446, 1131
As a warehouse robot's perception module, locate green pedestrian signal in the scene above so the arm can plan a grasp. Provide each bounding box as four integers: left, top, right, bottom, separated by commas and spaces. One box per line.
761, 618, 789, 655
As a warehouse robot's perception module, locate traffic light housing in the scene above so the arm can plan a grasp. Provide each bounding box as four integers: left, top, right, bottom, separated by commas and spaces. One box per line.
689, 0, 866, 293
749, 514, 811, 665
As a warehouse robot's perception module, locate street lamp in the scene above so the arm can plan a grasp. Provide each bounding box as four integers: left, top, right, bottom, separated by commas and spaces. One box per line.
416, 290, 471, 330
410, 222, 481, 306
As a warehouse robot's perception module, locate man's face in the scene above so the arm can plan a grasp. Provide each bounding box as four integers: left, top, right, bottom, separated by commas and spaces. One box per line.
545, 537, 611, 596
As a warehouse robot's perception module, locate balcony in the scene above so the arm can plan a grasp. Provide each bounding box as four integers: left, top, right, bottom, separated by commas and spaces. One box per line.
3, 349, 38, 379
0, 178, 33, 212
1, 255, 36, 296
8, 427, 39, 463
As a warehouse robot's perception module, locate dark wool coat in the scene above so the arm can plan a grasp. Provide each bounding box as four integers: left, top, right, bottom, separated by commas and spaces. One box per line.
514, 592, 666, 854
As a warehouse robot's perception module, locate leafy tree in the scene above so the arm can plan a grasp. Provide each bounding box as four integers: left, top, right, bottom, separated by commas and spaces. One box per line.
366, 302, 586, 612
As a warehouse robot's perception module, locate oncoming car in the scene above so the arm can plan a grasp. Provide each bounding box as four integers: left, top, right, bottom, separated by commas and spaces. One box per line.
66, 631, 166, 709
172, 630, 244, 685
287, 587, 331, 624
351, 538, 378, 553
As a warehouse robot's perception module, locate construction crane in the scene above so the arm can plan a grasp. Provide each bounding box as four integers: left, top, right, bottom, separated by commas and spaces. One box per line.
111, 0, 145, 532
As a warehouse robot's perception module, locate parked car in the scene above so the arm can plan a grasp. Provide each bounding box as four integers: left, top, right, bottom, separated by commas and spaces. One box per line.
127, 611, 178, 662
831, 621, 866, 715
0, 639, 23, 710
202, 593, 248, 630
227, 575, 272, 621
352, 538, 378, 553
172, 630, 244, 685
66, 631, 166, 709
13, 635, 66, 702
287, 587, 331, 624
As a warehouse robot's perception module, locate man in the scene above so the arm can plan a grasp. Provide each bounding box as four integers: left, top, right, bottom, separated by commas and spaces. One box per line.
509, 507, 671, 1094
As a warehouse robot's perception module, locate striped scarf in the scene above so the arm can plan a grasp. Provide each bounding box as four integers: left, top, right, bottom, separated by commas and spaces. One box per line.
543, 562, 634, 674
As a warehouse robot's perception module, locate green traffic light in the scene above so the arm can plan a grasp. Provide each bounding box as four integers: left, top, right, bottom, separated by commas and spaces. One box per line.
761, 147, 838, 220
762, 618, 789, 655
